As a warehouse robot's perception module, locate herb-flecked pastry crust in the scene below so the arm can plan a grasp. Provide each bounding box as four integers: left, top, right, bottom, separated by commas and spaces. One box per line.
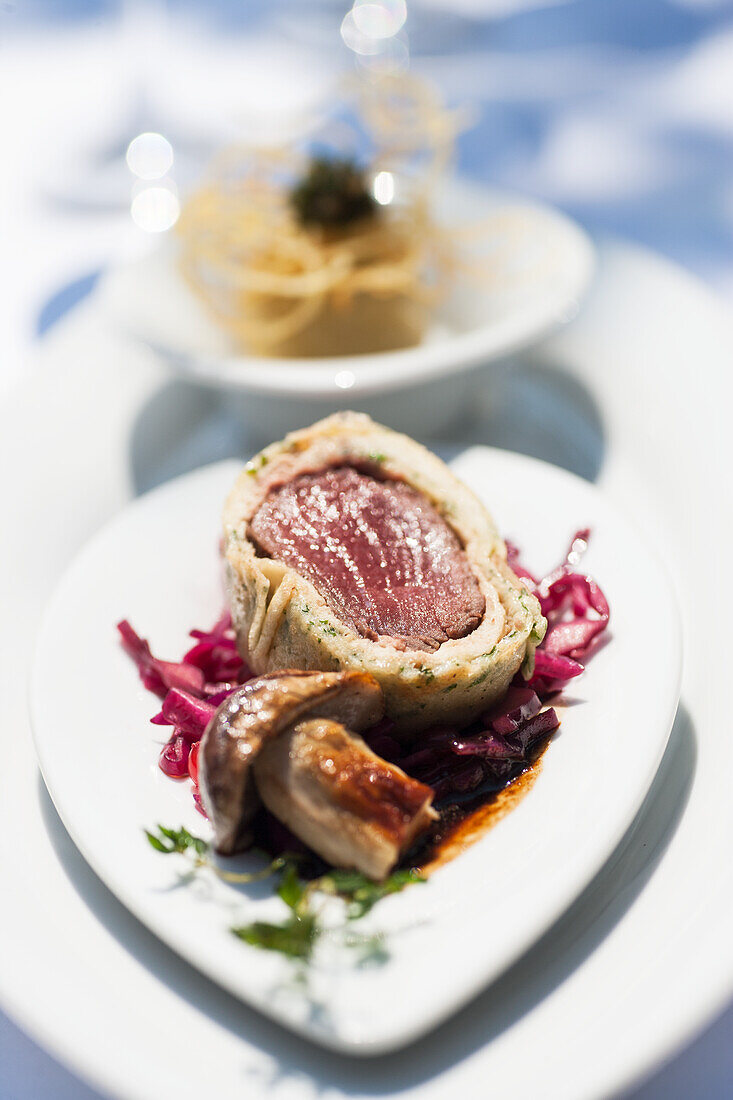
223, 412, 546, 734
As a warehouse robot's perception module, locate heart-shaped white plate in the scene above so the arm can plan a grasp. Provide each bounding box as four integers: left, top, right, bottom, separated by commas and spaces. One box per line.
31, 448, 680, 1054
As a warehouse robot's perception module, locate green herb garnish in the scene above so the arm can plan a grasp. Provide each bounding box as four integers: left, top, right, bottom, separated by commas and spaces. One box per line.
232, 862, 320, 959
320, 867, 425, 920
145, 824, 209, 857
145, 825, 296, 883
290, 156, 376, 228
232, 913, 319, 960
146, 824, 424, 963
277, 862, 308, 912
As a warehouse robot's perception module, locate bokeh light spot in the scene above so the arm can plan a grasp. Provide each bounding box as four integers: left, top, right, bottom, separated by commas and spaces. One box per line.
126, 132, 174, 181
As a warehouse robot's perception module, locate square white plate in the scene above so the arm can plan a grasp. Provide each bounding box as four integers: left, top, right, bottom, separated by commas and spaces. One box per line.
30, 448, 681, 1054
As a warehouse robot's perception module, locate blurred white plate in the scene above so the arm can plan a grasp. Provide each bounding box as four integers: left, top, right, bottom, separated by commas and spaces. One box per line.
99, 179, 594, 400
31, 449, 679, 1054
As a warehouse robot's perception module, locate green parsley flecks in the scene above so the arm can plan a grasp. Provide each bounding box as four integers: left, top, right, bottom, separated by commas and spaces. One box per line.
245, 453, 268, 476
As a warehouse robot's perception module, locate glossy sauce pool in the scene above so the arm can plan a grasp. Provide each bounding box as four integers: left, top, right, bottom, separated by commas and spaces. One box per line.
251, 728, 555, 879
408, 737, 551, 876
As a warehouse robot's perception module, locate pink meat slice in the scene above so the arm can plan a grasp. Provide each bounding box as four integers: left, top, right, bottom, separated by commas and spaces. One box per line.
249, 467, 485, 651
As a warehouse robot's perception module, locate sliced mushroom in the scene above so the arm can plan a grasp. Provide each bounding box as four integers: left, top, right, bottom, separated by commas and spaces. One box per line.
254, 718, 437, 881
198, 669, 384, 855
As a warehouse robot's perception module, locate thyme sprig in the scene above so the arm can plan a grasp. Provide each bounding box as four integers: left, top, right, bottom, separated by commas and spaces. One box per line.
145, 824, 295, 883
145, 824, 425, 961
318, 867, 426, 920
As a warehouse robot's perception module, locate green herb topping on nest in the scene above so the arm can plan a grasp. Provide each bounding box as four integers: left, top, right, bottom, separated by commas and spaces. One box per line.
290, 156, 376, 228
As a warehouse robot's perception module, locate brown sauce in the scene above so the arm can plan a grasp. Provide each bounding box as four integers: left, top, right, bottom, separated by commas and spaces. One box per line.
404, 735, 552, 876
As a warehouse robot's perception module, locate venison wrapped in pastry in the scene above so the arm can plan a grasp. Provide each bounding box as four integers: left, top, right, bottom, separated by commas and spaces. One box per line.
223, 412, 545, 733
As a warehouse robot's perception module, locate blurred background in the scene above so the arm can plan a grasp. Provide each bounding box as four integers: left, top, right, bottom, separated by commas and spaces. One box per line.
1, 0, 732, 400
0, 1, 731, 1097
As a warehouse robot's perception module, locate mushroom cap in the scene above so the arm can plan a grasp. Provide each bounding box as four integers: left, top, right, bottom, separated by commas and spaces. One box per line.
198, 669, 384, 854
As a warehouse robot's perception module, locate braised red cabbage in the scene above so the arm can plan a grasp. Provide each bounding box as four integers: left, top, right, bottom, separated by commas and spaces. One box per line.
119, 529, 609, 818
117, 614, 253, 792
508, 528, 610, 697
